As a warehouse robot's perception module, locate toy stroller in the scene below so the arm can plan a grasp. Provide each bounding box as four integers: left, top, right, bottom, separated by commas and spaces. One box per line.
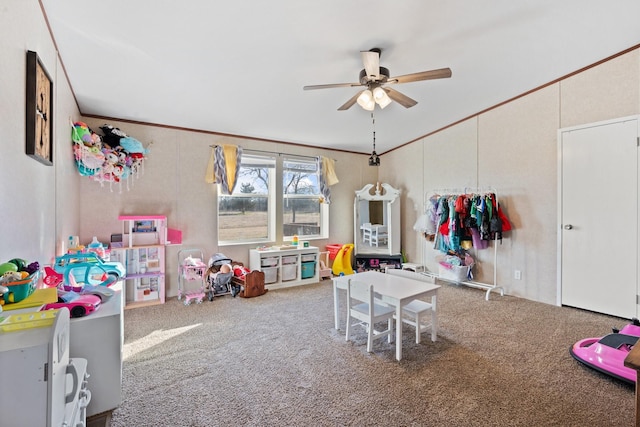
205, 253, 240, 301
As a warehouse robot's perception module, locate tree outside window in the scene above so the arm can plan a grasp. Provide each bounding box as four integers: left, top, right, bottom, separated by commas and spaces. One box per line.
217, 153, 328, 245
217, 154, 275, 243
283, 157, 322, 239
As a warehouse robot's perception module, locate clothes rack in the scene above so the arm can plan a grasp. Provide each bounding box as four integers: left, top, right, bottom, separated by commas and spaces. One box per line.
422, 187, 505, 301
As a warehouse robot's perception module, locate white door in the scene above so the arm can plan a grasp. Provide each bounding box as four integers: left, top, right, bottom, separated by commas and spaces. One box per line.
560, 117, 638, 319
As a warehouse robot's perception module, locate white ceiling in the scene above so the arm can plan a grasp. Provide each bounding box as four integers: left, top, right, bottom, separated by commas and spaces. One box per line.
41, 0, 640, 154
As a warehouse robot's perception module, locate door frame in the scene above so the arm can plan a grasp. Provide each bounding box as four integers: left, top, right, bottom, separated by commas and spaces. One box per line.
556, 115, 640, 307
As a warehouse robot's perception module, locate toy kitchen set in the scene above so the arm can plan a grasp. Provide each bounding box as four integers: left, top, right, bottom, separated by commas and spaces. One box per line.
0, 223, 147, 425
0, 308, 91, 427
0, 267, 124, 426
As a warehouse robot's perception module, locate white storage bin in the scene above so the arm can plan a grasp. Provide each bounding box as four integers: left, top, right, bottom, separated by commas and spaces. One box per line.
438, 264, 470, 283
263, 267, 278, 284
301, 254, 316, 262
282, 255, 298, 265
261, 257, 278, 267
282, 264, 297, 281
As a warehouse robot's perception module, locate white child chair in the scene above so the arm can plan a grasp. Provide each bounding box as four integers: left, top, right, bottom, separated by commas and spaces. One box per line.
385, 268, 437, 344
345, 279, 395, 353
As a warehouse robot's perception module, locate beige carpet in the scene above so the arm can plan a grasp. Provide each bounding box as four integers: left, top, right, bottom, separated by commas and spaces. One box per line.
111, 280, 635, 426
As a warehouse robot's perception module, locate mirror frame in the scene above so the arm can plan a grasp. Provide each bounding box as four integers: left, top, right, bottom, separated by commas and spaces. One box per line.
353, 183, 401, 256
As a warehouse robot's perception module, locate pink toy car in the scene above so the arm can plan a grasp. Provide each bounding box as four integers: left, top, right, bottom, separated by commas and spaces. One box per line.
570, 318, 640, 384
42, 292, 101, 318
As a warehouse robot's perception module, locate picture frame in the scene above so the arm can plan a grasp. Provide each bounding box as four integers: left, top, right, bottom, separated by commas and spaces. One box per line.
25, 50, 53, 166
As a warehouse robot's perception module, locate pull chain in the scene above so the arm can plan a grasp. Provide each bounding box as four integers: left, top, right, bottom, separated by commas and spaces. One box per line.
369, 111, 380, 166
371, 112, 376, 153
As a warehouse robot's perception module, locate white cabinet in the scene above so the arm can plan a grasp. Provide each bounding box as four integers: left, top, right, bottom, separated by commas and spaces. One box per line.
69, 282, 123, 416
249, 246, 319, 289
110, 215, 170, 308
0, 308, 90, 427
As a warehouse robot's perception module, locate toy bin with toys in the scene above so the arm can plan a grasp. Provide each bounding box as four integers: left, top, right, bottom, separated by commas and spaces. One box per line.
2, 271, 39, 304
0, 257, 41, 305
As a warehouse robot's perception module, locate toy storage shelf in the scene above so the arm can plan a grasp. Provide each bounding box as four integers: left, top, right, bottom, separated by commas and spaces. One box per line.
249, 246, 319, 289
110, 215, 178, 309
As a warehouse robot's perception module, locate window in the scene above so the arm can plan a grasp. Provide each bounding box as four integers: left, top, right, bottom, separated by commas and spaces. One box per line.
217, 154, 276, 244
217, 153, 329, 245
282, 156, 326, 240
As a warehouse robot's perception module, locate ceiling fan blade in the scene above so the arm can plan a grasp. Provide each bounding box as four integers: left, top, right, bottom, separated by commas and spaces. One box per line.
384, 88, 417, 108
387, 67, 452, 84
303, 82, 362, 90
337, 91, 363, 111
361, 50, 380, 80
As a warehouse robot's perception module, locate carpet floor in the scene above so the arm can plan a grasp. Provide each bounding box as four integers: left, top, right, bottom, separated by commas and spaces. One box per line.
110, 280, 635, 426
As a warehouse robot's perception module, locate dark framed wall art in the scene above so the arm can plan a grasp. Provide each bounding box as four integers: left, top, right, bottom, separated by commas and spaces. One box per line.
25, 50, 53, 166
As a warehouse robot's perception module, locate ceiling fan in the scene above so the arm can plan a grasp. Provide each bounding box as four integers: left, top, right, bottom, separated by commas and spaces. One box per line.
303, 48, 452, 111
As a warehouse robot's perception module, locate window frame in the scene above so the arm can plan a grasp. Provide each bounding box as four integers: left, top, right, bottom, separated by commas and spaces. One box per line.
217, 153, 276, 246
217, 152, 328, 246
282, 155, 327, 241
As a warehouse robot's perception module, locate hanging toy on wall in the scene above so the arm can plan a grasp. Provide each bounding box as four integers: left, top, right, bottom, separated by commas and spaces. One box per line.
71, 121, 150, 193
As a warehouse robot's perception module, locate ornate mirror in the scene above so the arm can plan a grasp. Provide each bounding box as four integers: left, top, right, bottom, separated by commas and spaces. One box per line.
354, 183, 401, 256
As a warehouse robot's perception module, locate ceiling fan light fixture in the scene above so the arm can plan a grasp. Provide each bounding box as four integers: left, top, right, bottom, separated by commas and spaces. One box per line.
357, 89, 374, 109
373, 87, 392, 109
372, 86, 385, 101
303, 49, 452, 112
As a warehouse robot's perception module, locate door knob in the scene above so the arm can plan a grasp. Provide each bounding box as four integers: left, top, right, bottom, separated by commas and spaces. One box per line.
564, 224, 573, 230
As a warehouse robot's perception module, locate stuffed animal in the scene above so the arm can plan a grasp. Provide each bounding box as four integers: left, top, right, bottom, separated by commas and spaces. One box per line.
232, 264, 250, 278
100, 124, 127, 148
119, 136, 148, 154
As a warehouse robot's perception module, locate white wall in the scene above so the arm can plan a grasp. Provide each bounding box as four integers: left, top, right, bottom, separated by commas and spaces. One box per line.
3, 1, 639, 306
0, 0, 81, 267
382, 49, 640, 305
77, 117, 376, 296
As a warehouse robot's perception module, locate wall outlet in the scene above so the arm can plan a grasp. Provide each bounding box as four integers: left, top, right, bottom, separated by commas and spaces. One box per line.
514, 270, 522, 280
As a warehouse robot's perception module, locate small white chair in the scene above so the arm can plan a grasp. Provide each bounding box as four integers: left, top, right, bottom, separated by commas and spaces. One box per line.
345, 279, 395, 353
386, 268, 437, 344
370, 225, 388, 247
361, 223, 372, 244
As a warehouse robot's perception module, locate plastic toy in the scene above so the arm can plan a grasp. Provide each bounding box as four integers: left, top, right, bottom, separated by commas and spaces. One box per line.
0, 262, 18, 276
42, 292, 101, 318
54, 253, 126, 280
76, 283, 115, 302
43, 266, 63, 287
318, 251, 332, 280
177, 250, 207, 305
570, 318, 640, 384
44, 263, 116, 302
1, 271, 39, 304
64, 263, 117, 289
331, 243, 355, 276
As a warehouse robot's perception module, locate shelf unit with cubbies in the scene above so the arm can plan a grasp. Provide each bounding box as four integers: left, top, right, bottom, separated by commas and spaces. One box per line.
109, 215, 181, 309
249, 246, 319, 289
